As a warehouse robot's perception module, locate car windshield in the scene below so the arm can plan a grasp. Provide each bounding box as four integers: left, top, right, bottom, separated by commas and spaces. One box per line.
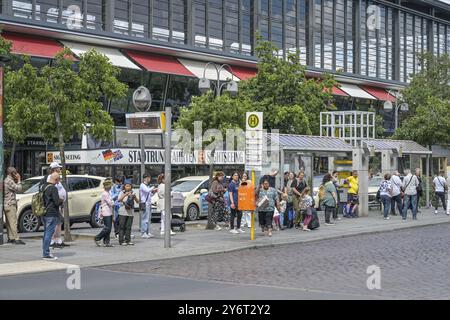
369, 177, 383, 187
17, 178, 42, 194
171, 180, 202, 192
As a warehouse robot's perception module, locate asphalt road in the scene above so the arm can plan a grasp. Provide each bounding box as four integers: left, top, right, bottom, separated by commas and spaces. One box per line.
2, 223, 450, 300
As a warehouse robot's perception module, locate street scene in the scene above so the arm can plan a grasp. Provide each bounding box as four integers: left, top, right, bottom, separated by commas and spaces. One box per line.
1, 0, 450, 303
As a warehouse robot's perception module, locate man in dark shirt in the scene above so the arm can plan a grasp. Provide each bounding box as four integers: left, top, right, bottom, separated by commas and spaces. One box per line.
259, 169, 279, 189
42, 172, 62, 260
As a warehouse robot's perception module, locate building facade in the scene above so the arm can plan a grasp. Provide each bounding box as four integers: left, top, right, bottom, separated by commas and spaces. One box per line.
0, 0, 449, 179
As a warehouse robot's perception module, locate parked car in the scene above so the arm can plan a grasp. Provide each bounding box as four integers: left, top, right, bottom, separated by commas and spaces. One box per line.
14, 175, 106, 232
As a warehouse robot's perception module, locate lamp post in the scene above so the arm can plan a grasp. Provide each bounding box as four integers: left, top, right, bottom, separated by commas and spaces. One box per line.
198, 63, 239, 184
383, 90, 409, 131
132, 86, 152, 232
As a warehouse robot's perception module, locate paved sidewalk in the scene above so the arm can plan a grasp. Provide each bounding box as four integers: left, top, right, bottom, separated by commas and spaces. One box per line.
1, 207, 449, 276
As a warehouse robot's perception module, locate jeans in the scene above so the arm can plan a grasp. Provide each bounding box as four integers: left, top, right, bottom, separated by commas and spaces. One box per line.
380, 195, 391, 218
119, 215, 134, 243
42, 216, 59, 257
113, 205, 120, 235
258, 211, 274, 230
242, 211, 252, 227
279, 211, 284, 227
230, 208, 242, 229
402, 194, 417, 219
141, 203, 151, 235
390, 194, 402, 215
434, 192, 447, 211
324, 205, 335, 224
95, 216, 112, 244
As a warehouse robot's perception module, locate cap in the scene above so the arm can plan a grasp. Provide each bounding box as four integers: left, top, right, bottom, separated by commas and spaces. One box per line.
50, 162, 62, 169
124, 179, 133, 186
103, 179, 113, 188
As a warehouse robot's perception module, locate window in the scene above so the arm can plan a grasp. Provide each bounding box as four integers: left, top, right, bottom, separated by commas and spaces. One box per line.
153, 0, 170, 42
225, 0, 239, 54
323, 0, 333, 70
36, 0, 59, 23
314, 0, 322, 68
172, 0, 187, 44
145, 73, 169, 110
12, 0, 33, 19
87, 0, 103, 30
132, 0, 148, 38
335, 0, 345, 71
208, 0, 224, 51
114, 0, 130, 35
88, 178, 102, 188
194, 0, 207, 48
68, 177, 91, 191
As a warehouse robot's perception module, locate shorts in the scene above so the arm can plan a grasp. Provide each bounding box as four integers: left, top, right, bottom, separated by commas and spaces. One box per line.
347, 193, 359, 204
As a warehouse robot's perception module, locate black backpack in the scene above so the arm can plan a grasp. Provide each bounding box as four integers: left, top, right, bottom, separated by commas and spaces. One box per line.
309, 211, 320, 230
124, 194, 135, 210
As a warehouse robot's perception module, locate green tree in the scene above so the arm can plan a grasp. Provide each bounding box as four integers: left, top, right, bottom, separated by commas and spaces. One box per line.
393, 52, 450, 147
5, 48, 128, 240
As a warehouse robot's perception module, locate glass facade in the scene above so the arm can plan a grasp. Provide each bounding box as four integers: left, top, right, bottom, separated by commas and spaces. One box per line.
2, 0, 450, 83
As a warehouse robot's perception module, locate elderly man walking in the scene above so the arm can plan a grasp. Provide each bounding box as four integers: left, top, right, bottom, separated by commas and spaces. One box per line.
4, 167, 26, 245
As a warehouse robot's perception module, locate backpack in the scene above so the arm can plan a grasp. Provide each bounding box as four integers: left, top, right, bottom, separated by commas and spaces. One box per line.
318, 184, 326, 201
31, 184, 51, 217
124, 194, 135, 210
309, 210, 320, 230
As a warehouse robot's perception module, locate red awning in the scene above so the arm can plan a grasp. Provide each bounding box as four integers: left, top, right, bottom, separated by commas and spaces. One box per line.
124, 50, 194, 77
361, 86, 396, 102
2, 33, 64, 58
323, 85, 349, 97
230, 66, 257, 80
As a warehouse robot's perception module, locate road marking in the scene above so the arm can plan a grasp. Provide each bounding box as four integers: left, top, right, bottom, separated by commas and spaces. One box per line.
0, 260, 79, 277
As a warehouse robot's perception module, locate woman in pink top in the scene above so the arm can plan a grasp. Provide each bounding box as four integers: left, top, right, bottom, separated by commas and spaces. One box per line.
95, 180, 115, 247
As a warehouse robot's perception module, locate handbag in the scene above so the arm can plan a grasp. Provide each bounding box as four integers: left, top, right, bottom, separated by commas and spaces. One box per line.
139, 190, 151, 211
205, 190, 217, 204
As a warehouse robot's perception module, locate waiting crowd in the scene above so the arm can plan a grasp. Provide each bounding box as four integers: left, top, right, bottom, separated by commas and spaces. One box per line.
2, 163, 449, 261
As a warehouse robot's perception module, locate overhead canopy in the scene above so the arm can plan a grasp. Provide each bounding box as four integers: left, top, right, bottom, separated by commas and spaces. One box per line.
268, 134, 353, 153
61, 41, 141, 70
339, 83, 377, 100
2, 32, 64, 58
325, 85, 349, 97
177, 58, 237, 81
230, 66, 257, 80
364, 139, 432, 155
361, 86, 396, 102
124, 50, 194, 77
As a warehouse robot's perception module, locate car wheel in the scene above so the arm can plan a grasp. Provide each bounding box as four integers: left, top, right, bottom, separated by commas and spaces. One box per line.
185, 204, 199, 221
19, 209, 41, 233
89, 202, 104, 228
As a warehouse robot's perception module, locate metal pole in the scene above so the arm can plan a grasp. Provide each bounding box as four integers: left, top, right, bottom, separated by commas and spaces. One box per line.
164, 107, 172, 248
426, 154, 430, 209
395, 103, 399, 131
251, 170, 255, 241
140, 134, 145, 230
0, 66, 4, 245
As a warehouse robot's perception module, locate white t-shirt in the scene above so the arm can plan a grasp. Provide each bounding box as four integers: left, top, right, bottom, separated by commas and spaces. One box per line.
390, 175, 402, 196
46, 175, 67, 201
433, 176, 447, 193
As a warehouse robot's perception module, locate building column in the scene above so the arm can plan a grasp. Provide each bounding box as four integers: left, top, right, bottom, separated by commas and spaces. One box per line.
353, 0, 361, 75
353, 148, 369, 217
392, 1, 401, 80
306, 0, 315, 67
104, 0, 115, 33
427, 8, 435, 55
381, 150, 395, 174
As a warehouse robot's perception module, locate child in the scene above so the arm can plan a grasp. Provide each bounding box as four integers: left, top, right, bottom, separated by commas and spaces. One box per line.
279, 194, 287, 230
94, 179, 115, 247
301, 187, 314, 231
273, 208, 281, 231
117, 179, 139, 246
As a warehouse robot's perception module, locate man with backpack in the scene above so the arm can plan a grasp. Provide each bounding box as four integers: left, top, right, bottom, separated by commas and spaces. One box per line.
4, 167, 25, 245
42, 172, 63, 260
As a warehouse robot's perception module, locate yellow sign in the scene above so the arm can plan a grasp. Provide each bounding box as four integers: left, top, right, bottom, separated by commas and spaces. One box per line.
248, 114, 259, 128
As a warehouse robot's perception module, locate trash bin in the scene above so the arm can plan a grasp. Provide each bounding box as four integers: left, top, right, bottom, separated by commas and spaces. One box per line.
238, 181, 256, 211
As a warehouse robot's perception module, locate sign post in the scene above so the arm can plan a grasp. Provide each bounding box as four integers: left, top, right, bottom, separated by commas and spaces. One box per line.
245, 112, 263, 241
0, 66, 4, 245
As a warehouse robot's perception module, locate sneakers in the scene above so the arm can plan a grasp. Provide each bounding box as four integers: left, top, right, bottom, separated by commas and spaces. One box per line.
384, 217, 390, 220
435, 210, 438, 215
335, 217, 342, 221
238, 228, 245, 233
141, 233, 151, 239
127, 242, 135, 246
324, 223, 335, 226
268, 229, 272, 237
230, 229, 239, 234
160, 231, 176, 235
302, 227, 311, 231
42, 254, 58, 261
11, 240, 26, 245
94, 239, 102, 247
214, 226, 222, 231
446, 212, 450, 216
120, 242, 128, 246
115, 234, 119, 240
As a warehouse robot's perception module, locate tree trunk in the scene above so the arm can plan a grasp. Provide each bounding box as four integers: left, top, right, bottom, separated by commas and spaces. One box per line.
55, 109, 72, 242
9, 141, 16, 168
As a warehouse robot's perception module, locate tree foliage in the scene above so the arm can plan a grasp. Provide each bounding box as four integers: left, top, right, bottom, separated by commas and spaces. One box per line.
393, 52, 450, 147
176, 38, 336, 135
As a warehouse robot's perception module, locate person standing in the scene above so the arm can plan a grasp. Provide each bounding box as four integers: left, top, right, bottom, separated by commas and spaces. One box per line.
300, 187, 314, 231
433, 170, 448, 215
157, 174, 176, 236
240, 173, 252, 229
118, 180, 139, 246
415, 168, 423, 212
379, 173, 393, 220
346, 170, 359, 217
206, 171, 226, 230
40, 162, 69, 249
4, 167, 25, 245
390, 170, 402, 216
322, 174, 337, 226
402, 169, 419, 220
111, 176, 123, 239
256, 179, 281, 237
331, 171, 341, 221
139, 174, 155, 239
283, 172, 297, 228
228, 172, 244, 234
42, 172, 63, 260
94, 179, 114, 247
293, 171, 308, 227
259, 169, 278, 188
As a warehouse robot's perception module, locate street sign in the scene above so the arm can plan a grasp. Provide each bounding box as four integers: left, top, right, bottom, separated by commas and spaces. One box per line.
245, 112, 263, 172
126, 112, 166, 134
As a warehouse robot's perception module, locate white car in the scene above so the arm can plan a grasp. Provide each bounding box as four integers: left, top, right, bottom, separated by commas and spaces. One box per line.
14, 175, 106, 232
